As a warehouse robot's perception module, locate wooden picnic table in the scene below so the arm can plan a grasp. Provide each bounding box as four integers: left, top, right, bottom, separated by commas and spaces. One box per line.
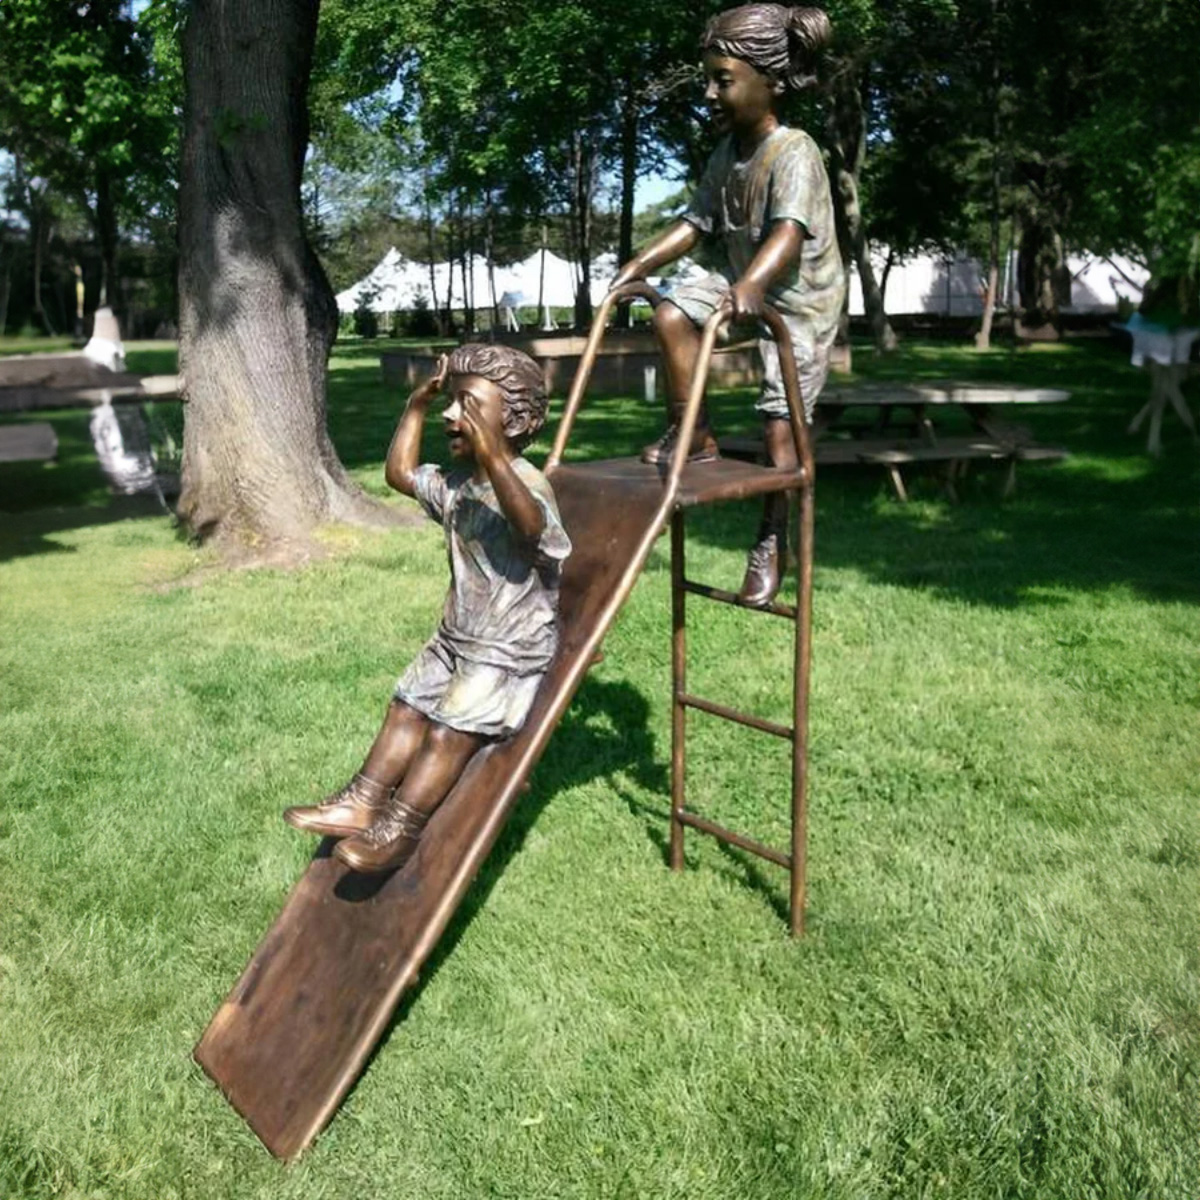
812, 381, 1070, 500
723, 381, 1070, 501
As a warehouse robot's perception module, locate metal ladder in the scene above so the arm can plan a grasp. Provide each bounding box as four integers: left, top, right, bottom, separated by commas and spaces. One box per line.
547, 282, 814, 935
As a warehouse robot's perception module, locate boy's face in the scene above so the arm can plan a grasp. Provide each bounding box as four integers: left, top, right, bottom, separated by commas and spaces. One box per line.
702, 52, 779, 138
442, 373, 511, 460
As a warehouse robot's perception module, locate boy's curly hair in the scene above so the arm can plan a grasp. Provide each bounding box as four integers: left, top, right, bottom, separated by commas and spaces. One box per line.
447, 343, 548, 450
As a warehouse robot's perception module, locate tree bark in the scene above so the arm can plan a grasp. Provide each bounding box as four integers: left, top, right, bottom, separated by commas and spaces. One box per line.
177, 0, 391, 549
94, 166, 119, 315
827, 64, 897, 352
976, 3, 1002, 352
31, 194, 53, 336
1016, 210, 1064, 333
570, 132, 595, 330
0, 255, 10, 335
614, 78, 638, 330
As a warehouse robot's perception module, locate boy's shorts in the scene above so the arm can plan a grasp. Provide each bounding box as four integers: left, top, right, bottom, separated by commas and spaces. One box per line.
393, 634, 546, 739
668, 272, 824, 422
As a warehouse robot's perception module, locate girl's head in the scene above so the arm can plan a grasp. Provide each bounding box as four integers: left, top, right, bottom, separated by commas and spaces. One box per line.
700, 5, 832, 94
445, 343, 548, 451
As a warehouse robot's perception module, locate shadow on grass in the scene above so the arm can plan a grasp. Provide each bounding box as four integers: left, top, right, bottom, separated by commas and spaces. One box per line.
669, 439, 1199, 610
0, 405, 175, 561
0, 493, 169, 563
351, 673, 668, 1066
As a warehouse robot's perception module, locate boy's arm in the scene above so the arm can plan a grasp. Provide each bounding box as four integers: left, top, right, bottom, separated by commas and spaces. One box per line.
728, 220, 806, 320
610, 221, 702, 290
384, 355, 449, 497
458, 396, 545, 545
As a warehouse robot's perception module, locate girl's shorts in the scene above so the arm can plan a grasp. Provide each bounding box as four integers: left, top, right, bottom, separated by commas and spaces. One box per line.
668, 271, 826, 422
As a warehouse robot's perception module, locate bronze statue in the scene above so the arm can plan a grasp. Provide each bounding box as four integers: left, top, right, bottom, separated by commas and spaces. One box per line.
284, 344, 571, 872
612, 3, 843, 606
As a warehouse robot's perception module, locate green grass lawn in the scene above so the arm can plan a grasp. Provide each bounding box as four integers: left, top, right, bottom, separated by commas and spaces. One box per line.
1, 335, 1197, 1198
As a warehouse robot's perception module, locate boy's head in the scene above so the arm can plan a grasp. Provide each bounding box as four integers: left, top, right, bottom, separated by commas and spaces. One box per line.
445, 343, 548, 451
700, 5, 831, 94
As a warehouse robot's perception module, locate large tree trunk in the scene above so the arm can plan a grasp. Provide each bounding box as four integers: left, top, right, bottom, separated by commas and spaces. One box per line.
827, 64, 897, 352
178, 0, 391, 550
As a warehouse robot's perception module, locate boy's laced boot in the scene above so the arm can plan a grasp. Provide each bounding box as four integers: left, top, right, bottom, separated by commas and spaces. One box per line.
283, 773, 393, 837
641, 402, 720, 465
333, 797, 429, 874
737, 519, 790, 608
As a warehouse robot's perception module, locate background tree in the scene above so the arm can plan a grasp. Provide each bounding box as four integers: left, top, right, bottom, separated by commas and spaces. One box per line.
0, 0, 173, 321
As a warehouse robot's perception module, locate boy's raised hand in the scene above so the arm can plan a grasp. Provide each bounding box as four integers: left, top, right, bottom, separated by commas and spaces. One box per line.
411, 354, 449, 404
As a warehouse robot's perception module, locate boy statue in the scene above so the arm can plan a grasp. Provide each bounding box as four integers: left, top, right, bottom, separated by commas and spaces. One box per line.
284, 344, 572, 873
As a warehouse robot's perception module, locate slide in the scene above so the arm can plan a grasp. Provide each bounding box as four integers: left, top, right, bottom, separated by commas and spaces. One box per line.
193, 458, 686, 1159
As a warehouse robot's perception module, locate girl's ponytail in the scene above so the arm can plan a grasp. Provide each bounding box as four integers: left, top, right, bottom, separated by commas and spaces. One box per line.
784, 7, 832, 91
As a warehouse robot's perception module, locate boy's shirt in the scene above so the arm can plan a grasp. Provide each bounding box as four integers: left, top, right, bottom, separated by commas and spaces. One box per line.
410, 456, 572, 675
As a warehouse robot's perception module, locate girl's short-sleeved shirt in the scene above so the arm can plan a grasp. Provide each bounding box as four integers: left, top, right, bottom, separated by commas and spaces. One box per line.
410, 456, 571, 675
684, 126, 844, 336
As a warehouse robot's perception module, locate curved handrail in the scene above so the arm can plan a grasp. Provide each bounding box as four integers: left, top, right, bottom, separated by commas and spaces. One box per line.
546, 281, 662, 470
547, 284, 813, 497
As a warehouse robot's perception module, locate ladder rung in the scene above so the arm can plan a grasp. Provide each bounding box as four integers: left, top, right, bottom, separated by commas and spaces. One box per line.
682, 579, 797, 619
678, 692, 794, 740
676, 810, 791, 870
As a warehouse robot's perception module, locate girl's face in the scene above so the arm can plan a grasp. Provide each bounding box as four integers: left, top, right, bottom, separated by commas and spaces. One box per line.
702, 51, 780, 139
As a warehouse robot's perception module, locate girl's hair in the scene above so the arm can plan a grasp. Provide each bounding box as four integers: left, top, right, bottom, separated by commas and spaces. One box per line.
447, 343, 548, 449
700, 5, 832, 92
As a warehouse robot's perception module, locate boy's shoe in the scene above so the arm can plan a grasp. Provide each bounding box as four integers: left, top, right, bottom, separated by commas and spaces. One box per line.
283, 773, 392, 837
737, 528, 789, 608
334, 798, 429, 873
640, 422, 720, 465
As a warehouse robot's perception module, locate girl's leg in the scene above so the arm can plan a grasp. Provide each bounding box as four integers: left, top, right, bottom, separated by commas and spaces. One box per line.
738, 416, 798, 607
283, 700, 430, 836
642, 301, 719, 464
335, 721, 484, 873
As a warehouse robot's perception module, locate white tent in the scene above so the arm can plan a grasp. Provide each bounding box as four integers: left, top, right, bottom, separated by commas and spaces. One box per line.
336, 247, 622, 317
335, 248, 429, 314
846, 249, 1149, 317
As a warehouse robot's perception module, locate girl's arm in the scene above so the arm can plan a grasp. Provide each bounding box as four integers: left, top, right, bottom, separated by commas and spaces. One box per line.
384, 354, 448, 497
458, 395, 546, 545
610, 221, 703, 290
729, 220, 806, 320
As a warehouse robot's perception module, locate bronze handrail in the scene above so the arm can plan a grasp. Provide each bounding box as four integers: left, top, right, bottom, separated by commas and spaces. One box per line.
547, 284, 814, 494
545, 281, 662, 470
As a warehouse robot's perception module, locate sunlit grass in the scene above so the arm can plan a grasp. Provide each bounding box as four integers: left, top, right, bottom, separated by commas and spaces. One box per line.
0, 335, 1197, 1198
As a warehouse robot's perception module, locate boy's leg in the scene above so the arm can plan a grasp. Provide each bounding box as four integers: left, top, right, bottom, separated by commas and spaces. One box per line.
738, 416, 798, 607
334, 722, 484, 873
282, 700, 429, 836
642, 301, 719, 464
